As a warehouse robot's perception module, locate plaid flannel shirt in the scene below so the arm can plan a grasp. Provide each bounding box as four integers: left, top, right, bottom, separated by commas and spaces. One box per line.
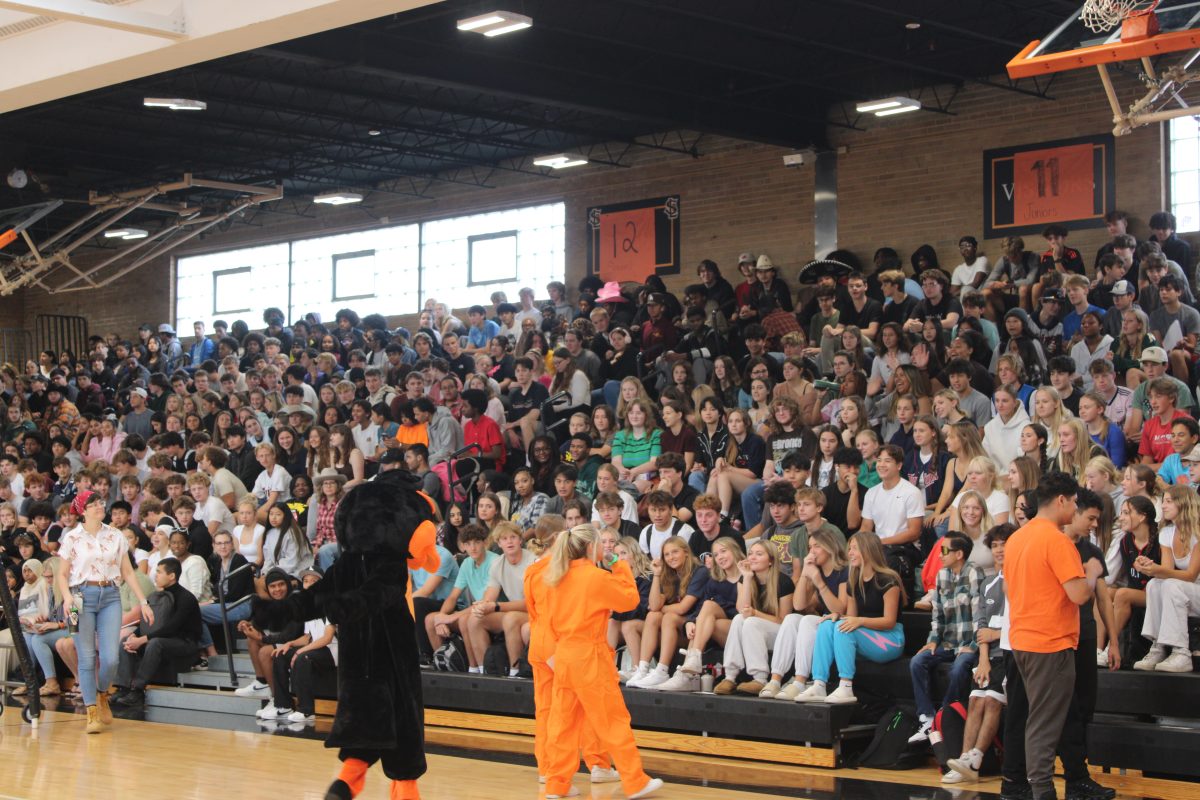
928, 562, 987, 652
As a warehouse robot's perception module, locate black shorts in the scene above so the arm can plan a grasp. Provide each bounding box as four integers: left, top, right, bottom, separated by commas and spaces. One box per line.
969, 653, 1006, 704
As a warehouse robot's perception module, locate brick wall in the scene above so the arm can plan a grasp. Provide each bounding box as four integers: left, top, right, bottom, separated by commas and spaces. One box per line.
6, 66, 1179, 344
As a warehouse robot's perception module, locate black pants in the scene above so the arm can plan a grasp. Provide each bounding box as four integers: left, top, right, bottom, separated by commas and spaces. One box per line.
117, 636, 196, 690
272, 646, 336, 714
1002, 642, 1095, 788
413, 596, 440, 658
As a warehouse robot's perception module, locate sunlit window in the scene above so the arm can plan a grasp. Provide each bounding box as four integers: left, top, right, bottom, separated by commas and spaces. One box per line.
1169, 116, 1199, 233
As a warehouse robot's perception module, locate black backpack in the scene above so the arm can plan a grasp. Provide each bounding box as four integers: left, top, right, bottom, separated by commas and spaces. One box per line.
433, 636, 468, 672
854, 706, 926, 770
931, 701, 1003, 775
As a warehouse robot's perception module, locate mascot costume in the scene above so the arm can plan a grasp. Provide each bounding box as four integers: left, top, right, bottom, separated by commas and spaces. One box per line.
256, 469, 439, 800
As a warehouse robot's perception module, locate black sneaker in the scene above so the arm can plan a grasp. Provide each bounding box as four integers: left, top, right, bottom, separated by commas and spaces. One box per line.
113, 688, 145, 708
1066, 778, 1116, 800
1000, 782, 1034, 800
194, 657, 210, 671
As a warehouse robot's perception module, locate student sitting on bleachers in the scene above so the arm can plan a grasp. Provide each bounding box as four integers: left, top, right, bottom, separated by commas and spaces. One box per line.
796, 532, 906, 704
713, 540, 795, 695
257, 569, 337, 724
610, 536, 653, 673
1135, 486, 1200, 673
462, 521, 534, 678
235, 568, 305, 698
626, 536, 707, 689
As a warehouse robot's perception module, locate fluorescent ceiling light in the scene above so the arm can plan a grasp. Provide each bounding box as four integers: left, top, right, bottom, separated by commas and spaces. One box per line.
855, 96, 921, 116
143, 97, 206, 111
314, 191, 363, 205
533, 153, 588, 169
457, 11, 532, 36
105, 227, 148, 240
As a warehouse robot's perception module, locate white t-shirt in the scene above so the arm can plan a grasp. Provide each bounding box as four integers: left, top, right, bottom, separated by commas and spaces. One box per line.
590, 489, 639, 525
1159, 526, 1198, 573
951, 488, 1011, 522
638, 521, 696, 560
253, 465, 292, 504
862, 479, 926, 540
304, 618, 338, 666
352, 423, 379, 457
195, 495, 235, 534
951, 257, 990, 288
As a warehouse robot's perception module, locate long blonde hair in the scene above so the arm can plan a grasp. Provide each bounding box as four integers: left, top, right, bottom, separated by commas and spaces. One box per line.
956, 489, 996, 537
1033, 386, 1071, 454
1056, 417, 1094, 483
708, 537, 746, 582
659, 536, 700, 602
1165, 485, 1200, 554
948, 420, 986, 465
1007, 456, 1042, 511
616, 536, 653, 579
616, 377, 654, 422
809, 528, 848, 571
847, 532, 907, 608
544, 523, 600, 587
747, 540, 784, 616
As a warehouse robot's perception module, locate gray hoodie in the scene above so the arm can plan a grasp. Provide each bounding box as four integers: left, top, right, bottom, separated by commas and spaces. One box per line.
426, 405, 463, 466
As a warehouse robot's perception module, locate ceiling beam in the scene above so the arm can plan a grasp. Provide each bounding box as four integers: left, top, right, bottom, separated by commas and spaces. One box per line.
0, 0, 186, 40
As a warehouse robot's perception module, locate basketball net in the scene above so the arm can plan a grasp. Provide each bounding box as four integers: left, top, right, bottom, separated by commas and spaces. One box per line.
1080, 0, 1160, 33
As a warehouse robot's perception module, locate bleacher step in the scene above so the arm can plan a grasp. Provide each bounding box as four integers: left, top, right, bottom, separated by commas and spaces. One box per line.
175, 670, 257, 690
208, 654, 254, 673
143, 706, 264, 733
146, 685, 264, 716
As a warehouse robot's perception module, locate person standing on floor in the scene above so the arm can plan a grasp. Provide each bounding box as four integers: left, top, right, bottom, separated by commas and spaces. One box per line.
54, 490, 154, 734
1002, 473, 1103, 800
539, 524, 664, 800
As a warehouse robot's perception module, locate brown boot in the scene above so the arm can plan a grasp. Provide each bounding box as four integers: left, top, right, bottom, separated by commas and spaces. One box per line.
38, 678, 61, 696
86, 705, 103, 734
95, 690, 113, 725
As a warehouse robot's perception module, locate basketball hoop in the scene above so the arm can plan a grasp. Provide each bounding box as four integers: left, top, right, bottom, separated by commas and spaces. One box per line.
1080, 0, 1160, 33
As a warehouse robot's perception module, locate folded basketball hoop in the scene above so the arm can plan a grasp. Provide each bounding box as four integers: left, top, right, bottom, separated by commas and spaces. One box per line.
1080, 0, 1160, 33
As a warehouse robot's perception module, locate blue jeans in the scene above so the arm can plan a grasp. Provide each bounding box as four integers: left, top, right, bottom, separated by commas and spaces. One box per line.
24, 628, 69, 681
74, 584, 123, 706
317, 542, 341, 573
198, 601, 253, 649
810, 619, 904, 682
687, 470, 709, 494
741, 480, 765, 529
909, 646, 978, 719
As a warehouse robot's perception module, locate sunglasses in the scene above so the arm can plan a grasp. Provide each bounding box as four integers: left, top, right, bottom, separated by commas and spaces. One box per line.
940, 545, 958, 556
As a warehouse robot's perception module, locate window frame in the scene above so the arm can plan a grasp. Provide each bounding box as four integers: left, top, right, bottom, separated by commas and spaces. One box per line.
211, 267, 253, 315
467, 230, 519, 287
331, 249, 378, 302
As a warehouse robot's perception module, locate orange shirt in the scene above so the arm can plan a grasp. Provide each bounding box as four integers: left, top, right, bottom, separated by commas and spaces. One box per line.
545, 559, 639, 661
404, 493, 441, 616
397, 422, 429, 447
1005, 517, 1084, 653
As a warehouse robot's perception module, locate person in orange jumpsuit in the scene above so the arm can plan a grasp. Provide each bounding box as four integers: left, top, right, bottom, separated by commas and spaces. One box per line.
524, 536, 616, 785
539, 524, 664, 800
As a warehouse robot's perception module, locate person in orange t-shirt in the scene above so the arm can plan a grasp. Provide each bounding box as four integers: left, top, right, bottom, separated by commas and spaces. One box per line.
1003, 473, 1102, 800
538, 525, 664, 800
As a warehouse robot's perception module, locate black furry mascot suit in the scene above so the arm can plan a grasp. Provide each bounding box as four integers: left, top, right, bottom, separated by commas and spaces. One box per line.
256, 469, 440, 800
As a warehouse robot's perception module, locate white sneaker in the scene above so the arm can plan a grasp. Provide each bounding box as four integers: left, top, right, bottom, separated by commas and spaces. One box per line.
590, 766, 620, 783
624, 664, 652, 687
1134, 645, 1167, 671
947, 755, 980, 781
908, 716, 933, 743
1155, 651, 1194, 672
653, 671, 700, 692
617, 667, 636, 683
757, 679, 782, 698
628, 777, 664, 799
635, 666, 671, 690
794, 683, 827, 703
286, 710, 315, 723
941, 769, 965, 784
1096, 647, 1109, 668
545, 788, 580, 799
824, 685, 857, 704
255, 705, 291, 720
679, 649, 703, 675
235, 680, 269, 697
774, 680, 805, 701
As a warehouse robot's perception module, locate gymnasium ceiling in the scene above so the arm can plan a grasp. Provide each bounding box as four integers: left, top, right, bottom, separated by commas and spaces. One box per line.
0, 0, 1081, 238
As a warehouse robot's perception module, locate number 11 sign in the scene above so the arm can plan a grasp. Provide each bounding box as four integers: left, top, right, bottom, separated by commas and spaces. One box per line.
587, 195, 681, 282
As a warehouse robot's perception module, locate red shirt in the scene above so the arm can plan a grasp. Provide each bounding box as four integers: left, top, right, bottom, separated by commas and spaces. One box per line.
464, 414, 504, 469
1138, 409, 1191, 463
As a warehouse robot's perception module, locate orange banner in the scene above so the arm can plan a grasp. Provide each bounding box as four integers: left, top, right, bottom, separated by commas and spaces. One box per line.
597, 207, 656, 282
1012, 143, 1095, 226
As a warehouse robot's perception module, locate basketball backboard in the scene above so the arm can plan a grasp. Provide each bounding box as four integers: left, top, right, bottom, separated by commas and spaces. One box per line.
1009, 1, 1200, 135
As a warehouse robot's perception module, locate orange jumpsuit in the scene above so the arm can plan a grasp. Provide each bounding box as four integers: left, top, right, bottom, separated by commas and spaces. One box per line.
542, 559, 651, 798
406, 493, 442, 617
524, 558, 610, 776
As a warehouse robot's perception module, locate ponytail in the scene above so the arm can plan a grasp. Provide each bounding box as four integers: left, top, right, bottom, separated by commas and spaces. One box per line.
544, 523, 598, 587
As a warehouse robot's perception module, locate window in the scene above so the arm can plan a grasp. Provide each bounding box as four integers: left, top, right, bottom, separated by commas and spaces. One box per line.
333, 250, 377, 300
174, 201, 564, 331
1169, 116, 1200, 233
468, 232, 517, 285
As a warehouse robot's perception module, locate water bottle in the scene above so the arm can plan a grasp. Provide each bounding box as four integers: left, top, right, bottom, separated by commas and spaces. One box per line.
68, 592, 82, 634
700, 673, 714, 693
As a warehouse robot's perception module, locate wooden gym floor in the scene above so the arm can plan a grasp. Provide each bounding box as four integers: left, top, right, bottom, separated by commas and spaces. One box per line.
0, 707, 1195, 800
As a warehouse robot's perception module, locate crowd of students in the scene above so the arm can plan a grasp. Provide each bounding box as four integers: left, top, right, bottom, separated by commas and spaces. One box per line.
0, 209, 1197, 798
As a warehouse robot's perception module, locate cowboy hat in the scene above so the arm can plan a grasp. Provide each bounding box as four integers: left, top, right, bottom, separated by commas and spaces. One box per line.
280, 403, 317, 419
595, 281, 628, 303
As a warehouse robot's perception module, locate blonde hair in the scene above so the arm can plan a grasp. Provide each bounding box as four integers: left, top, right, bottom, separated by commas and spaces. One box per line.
1085, 455, 1120, 488
1055, 417, 1094, 483
847, 532, 907, 608
658, 535, 700, 602
1165, 485, 1200, 555
956, 489, 996, 536
1033, 386, 1071, 454
544, 524, 599, 587
1008, 456, 1042, 510
966, 455, 1000, 492
808, 527, 848, 571
708, 537, 747, 582
616, 536, 653, 579
747, 540, 784, 616
616, 377, 653, 422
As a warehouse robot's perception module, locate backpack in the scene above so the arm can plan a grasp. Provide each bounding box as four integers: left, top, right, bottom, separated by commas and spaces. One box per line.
931, 701, 1003, 775
433, 636, 468, 672
854, 706, 926, 770
483, 641, 509, 676
639, 519, 690, 554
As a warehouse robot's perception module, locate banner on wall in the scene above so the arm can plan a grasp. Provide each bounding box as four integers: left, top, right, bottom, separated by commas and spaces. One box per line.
587, 195, 680, 282
983, 134, 1115, 239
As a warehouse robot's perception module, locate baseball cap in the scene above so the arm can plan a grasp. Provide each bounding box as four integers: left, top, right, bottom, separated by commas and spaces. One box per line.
646, 293, 667, 307
29, 374, 46, 384
737, 251, 755, 265
1140, 346, 1168, 364
299, 568, 323, 581
1041, 288, 1065, 304
1110, 280, 1133, 297
378, 448, 405, 465
1182, 444, 1200, 463
130, 387, 148, 398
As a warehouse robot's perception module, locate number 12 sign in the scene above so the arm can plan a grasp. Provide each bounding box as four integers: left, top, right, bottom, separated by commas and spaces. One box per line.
587, 196, 681, 282
983, 134, 1114, 239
